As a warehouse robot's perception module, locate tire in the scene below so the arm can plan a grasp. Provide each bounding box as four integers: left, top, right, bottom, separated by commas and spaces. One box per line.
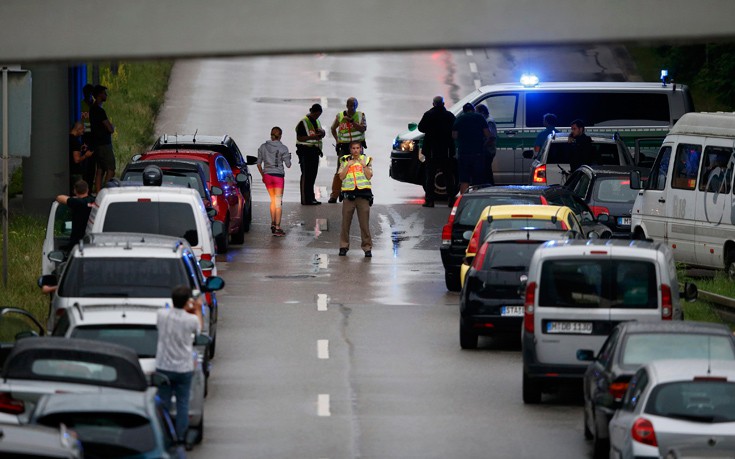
189, 413, 204, 444
230, 217, 245, 245
727, 253, 735, 281
459, 318, 478, 350
208, 332, 217, 359
242, 200, 252, 233
522, 371, 542, 404
592, 416, 609, 459
445, 271, 461, 292
216, 217, 229, 253
583, 406, 593, 440
633, 228, 647, 241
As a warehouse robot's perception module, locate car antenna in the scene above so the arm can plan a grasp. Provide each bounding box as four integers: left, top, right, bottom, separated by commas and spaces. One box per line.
175, 132, 179, 153
192, 129, 198, 143
707, 336, 712, 375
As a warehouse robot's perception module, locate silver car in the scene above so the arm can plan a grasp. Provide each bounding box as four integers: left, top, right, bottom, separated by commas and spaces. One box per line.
0, 424, 83, 458
608, 359, 735, 459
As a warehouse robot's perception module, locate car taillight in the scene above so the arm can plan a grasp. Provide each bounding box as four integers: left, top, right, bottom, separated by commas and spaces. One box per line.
0, 392, 25, 414
631, 418, 657, 447
609, 380, 629, 402
523, 282, 537, 334
466, 222, 484, 255
532, 165, 547, 184
210, 195, 218, 207
539, 195, 548, 205
589, 206, 610, 218
442, 196, 461, 246
472, 242, 490, 271
660, 284, 673, 320
200, 253, 213, 277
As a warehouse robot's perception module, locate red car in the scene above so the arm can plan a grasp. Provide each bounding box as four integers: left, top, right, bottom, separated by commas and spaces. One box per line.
136, 149, 246, 253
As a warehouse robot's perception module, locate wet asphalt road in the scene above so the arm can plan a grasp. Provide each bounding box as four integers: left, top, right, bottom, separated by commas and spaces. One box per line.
156, 46, 636, 458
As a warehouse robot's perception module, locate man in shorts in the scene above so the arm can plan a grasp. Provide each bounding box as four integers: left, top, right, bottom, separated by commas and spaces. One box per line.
90, 84, 116, 193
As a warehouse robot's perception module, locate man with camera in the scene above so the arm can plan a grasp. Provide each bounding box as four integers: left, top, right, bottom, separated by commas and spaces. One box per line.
329, 97, 367, 203
338, 141, 374, 257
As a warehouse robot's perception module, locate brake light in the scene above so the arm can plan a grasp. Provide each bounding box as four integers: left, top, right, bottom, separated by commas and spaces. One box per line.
532, 165, 547, 184
609, 381, 629, 402
0, 392, 25, 414
523, 282, 537, 333
467, 223, 484, 255
137, 198, 152, 202
200, 253, 213, 277
442, 197, 461, 246
660, 284, 673, 320
511, 214, 533, 218
631, 418, 658, 447
210, 195, 218, 207
472, 242, 490, 271
589, 206, 610, 218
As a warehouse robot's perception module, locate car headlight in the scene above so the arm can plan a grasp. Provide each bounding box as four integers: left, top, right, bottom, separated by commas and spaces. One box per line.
399, 140, 415, 152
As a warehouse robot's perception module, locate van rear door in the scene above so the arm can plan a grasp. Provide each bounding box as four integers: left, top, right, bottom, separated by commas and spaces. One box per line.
606, 248, 662, 326
42, 201, 73, 276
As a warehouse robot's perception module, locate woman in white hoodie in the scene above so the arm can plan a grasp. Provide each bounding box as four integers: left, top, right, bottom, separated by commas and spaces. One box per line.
257, 127, 292, 236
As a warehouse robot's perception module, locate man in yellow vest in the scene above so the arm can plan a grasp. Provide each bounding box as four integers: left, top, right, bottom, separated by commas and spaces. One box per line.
295, 103, 326, 205
338, 141, 373, 257
329, 97, 367, 203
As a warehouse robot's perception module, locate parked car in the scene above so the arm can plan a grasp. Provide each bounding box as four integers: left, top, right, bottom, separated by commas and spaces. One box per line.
151, 133, 258, 234
0, 424, 83, 458
121, 158, 214, 210
577, 321, 735, 458
521, 239, 698, 404
524, 132, 635, 185
441, 185, 612, 292
135, 149, 247, 252
31, 392, 186, 458
564, 165, 650, 237
459, 228, 582, 349
608, 359, 735, 459
459, 204, 586, 287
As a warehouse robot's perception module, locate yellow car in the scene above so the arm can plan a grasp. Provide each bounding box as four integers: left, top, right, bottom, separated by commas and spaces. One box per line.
459, 204, 585, 287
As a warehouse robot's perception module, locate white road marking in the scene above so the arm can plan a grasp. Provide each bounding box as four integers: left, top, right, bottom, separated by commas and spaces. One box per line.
317, 293, 328, 311
318, 394, 331, 416
474, 79, 482, 90
466, 49, 473, 56
469, 62, 478, 73
317, 339, 329, 359
318, 252, 329, 268
319, 70, 329, 81
321, 95, 328, 109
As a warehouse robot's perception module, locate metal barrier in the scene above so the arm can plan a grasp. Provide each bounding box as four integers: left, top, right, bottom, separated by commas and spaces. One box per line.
698, 289, 735, 324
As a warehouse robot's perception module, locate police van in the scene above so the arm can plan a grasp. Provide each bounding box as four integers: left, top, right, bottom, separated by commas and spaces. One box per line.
390, 78, 693, 192
630, 112, 735, 276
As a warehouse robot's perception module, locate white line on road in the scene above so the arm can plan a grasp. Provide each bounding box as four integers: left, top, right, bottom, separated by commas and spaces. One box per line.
466, 49, 473, 56
317, 293, 328, 311
319, 70, 329, 81
321, 96, 328, 109
469, 62, 478, 73
318, 253, 329, 269
318, 394, 331, 416
474, 79, 482, 90
317, 339, 329, 359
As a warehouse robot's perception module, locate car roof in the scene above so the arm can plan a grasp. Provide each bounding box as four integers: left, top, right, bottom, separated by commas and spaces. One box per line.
485, 228, 580, 242
157, 133, 232, 146
96, 185, 203, 199
74, 233, 191, 258
548, 132, 621, 143
578, 165, 650, 176
618, 320, 733, 336
487, 204, 567, 218
466, 185, 552, 196
2, 337, 147, 391
68, 304, 160, 327
538, 238, 665, 252
124, 159, 205, 173
34, 391, 152, 418
645, 359, 735, 383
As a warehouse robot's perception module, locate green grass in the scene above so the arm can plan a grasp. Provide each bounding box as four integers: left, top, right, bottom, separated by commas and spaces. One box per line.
677, 266, 735, 330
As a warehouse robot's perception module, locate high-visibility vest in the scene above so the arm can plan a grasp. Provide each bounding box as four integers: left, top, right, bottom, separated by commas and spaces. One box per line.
336, 111, 365, 144
295, 116, 323, 149
340, 155, 372, 191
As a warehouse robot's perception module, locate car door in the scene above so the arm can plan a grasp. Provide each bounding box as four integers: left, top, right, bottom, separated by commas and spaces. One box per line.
42, 201, 73, 276
585, 327, 621, 428
634, 145, 672, 241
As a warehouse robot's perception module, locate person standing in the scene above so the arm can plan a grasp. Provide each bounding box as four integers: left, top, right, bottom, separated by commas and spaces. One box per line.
80, 84, 96, 187
475, 104, 497, 186
295, 103, 325, 205
534, 113, 557, 154
257, 126, 292, 237
418, 96, 456, 207
567, 118, 595, 173
452, 103, 491, 194
90, 84, 115, 193
68, 122, 94, 192
156, 285, 203, 450
338, 141, 373, 258
329, 97, 366, 203
55, 180, 94, 250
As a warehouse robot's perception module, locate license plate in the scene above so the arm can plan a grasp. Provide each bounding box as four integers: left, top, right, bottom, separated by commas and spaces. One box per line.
618, 217, 631, 226
546, 321, 593, 334
501, 306, 524, 316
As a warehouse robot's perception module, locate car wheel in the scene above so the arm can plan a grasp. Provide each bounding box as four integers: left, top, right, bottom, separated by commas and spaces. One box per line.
243, 197, 252, 233
459, 318, 478, 350
190, 413, 204, 444
231, 217, 245, 245
583, 406, 593, 440
522, 371, 542, 404
727, 252, 735, 280
208, 332, 217, 359
592, 414, 609, 459
445, 271, 461, 292
216, 216, 229, 253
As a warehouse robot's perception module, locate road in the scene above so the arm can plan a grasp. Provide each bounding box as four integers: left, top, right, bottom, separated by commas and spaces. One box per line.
155, 46, 636, 458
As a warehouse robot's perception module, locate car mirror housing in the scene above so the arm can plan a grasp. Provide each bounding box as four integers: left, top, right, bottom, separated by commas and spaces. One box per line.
37, 274, 58, 288
210, 186, 223, 196
462, 230, 473, 241
408, 122, 417, 131
199, 259, 214, 271
629, 170, 642, 190
48, 251, 66, 263
682, 282, 698, 302
246, 155, 258, 165
236, 173, 247, 183
211, 220, 225, 238
597, 213, 610, 224
204, 276, 225, 292
193, 334, 212, 347
576, 349, 595, 361
587, 231, 600, 240
150, 372, 170, 387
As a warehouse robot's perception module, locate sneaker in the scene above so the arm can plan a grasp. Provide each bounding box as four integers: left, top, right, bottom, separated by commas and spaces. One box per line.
270, 223, 276, 234
364, 250, 372, 258
328, 197, 338, 204
339, 248, 348, 256
273, 228, 286, 237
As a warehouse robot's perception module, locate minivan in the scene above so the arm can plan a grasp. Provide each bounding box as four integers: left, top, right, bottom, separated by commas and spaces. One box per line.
390, 80, 693, 192
520, 239, 696, 404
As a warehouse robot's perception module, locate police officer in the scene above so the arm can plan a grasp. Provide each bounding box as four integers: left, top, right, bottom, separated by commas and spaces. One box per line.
329, 97, 367, 203
295, 104, 325, 205
338, 141, 373, 258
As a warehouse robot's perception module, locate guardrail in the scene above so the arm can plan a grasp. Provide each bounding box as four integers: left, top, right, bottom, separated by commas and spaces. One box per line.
698, 289, 735, 323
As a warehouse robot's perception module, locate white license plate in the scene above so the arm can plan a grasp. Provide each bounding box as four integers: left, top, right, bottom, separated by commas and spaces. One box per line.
546, 321, 593, 334
618, 217, 631, 226
501, 306, 524, 316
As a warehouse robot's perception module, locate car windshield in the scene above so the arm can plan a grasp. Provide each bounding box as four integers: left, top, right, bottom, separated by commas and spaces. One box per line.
547, 142, 623, 165
38, 412, 156, 457
593, 177, 639, 203
457, 195, 540, 226
645, 381, 735, 423
480, 241, 542, 272
121, 170, 205, 198
538, 259, 657, 308
621, 334, 735, 367
59, 257, 188, 298
102, 202, 199, 246
71, 326, 158, 359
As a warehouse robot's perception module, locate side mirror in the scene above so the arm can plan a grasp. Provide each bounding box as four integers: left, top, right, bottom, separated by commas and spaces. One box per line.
207, 207, 218, 219
199, 259, 214, 271
630, 170, 642, 190
131, 154, 142, 161
236, 173, 248, 183
576, 349, 595, 362
462, 230, 473, 241
682, 282, 698, 302
194, 334, 212, 347
150, 372, 170, 387
408, 122, 417, 131
211, 220, 225, 238
581, 211, 594, 223
246, 155, 258, 165
37, 274, 58, 288
48, 251, 66, 264
210, 186, 223, 196
204, 276, 225, 292
587, 231, 600, 240
522, 150, 534, 159
597, 213, 610, 224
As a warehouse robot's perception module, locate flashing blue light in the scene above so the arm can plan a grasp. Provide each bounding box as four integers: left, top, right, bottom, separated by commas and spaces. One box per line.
660, 69, 669, 86
520, 74, 540, 87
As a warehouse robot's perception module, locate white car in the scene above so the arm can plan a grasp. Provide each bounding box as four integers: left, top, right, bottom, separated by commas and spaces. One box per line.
608, 359, 735, 459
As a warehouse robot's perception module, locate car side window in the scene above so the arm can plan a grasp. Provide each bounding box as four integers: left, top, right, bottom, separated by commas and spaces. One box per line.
671, 143, 702, 190
622, 368, 649, 412
186, 251, 206, 285
648, 146, 672, 191
572, 174, 591, 199
596, 328, 620, 368
698, 146, 735, 194
477, 94, 518, 126
182, 253, 200, 289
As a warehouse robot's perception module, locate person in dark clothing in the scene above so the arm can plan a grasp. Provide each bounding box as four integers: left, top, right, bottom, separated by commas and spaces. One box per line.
56, 180, 94, 250
418, 96, 456, 207
567, 118, 594, 174
295, 103, 326, 205
80, 84, 97, 187
475, 104, 497, 186
69, 122, 94, 193
90, 85, 115, 193
452, 103, 491, 194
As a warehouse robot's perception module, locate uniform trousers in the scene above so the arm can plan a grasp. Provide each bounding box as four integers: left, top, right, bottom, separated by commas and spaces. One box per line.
340, 196, 372, 251
297, 145, 321, 203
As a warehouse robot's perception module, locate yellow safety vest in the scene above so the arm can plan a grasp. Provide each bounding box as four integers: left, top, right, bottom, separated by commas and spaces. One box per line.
295, 116, 323, 149
340, 155, 372, 191
336, 111, 365, 144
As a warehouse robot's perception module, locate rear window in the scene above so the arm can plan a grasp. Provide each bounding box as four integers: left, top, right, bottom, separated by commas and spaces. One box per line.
489, 218, 567, 232
593, 177, 639, 204
59, 257, 188, 298
121, 170, 205, 198
547, 142, 623, 166
103, 202, 199, 246
539, 259, 658, 308
71, 326, 158, 359
457, 195, 540, 226
479, 241, 542, 272
622, 334, 735, 367
31, 359, 117, 382
645, 381, 735, 423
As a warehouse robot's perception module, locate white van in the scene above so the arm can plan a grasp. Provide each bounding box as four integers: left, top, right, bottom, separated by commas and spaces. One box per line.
630, 112, 735, 275
390, 80, 693, 190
